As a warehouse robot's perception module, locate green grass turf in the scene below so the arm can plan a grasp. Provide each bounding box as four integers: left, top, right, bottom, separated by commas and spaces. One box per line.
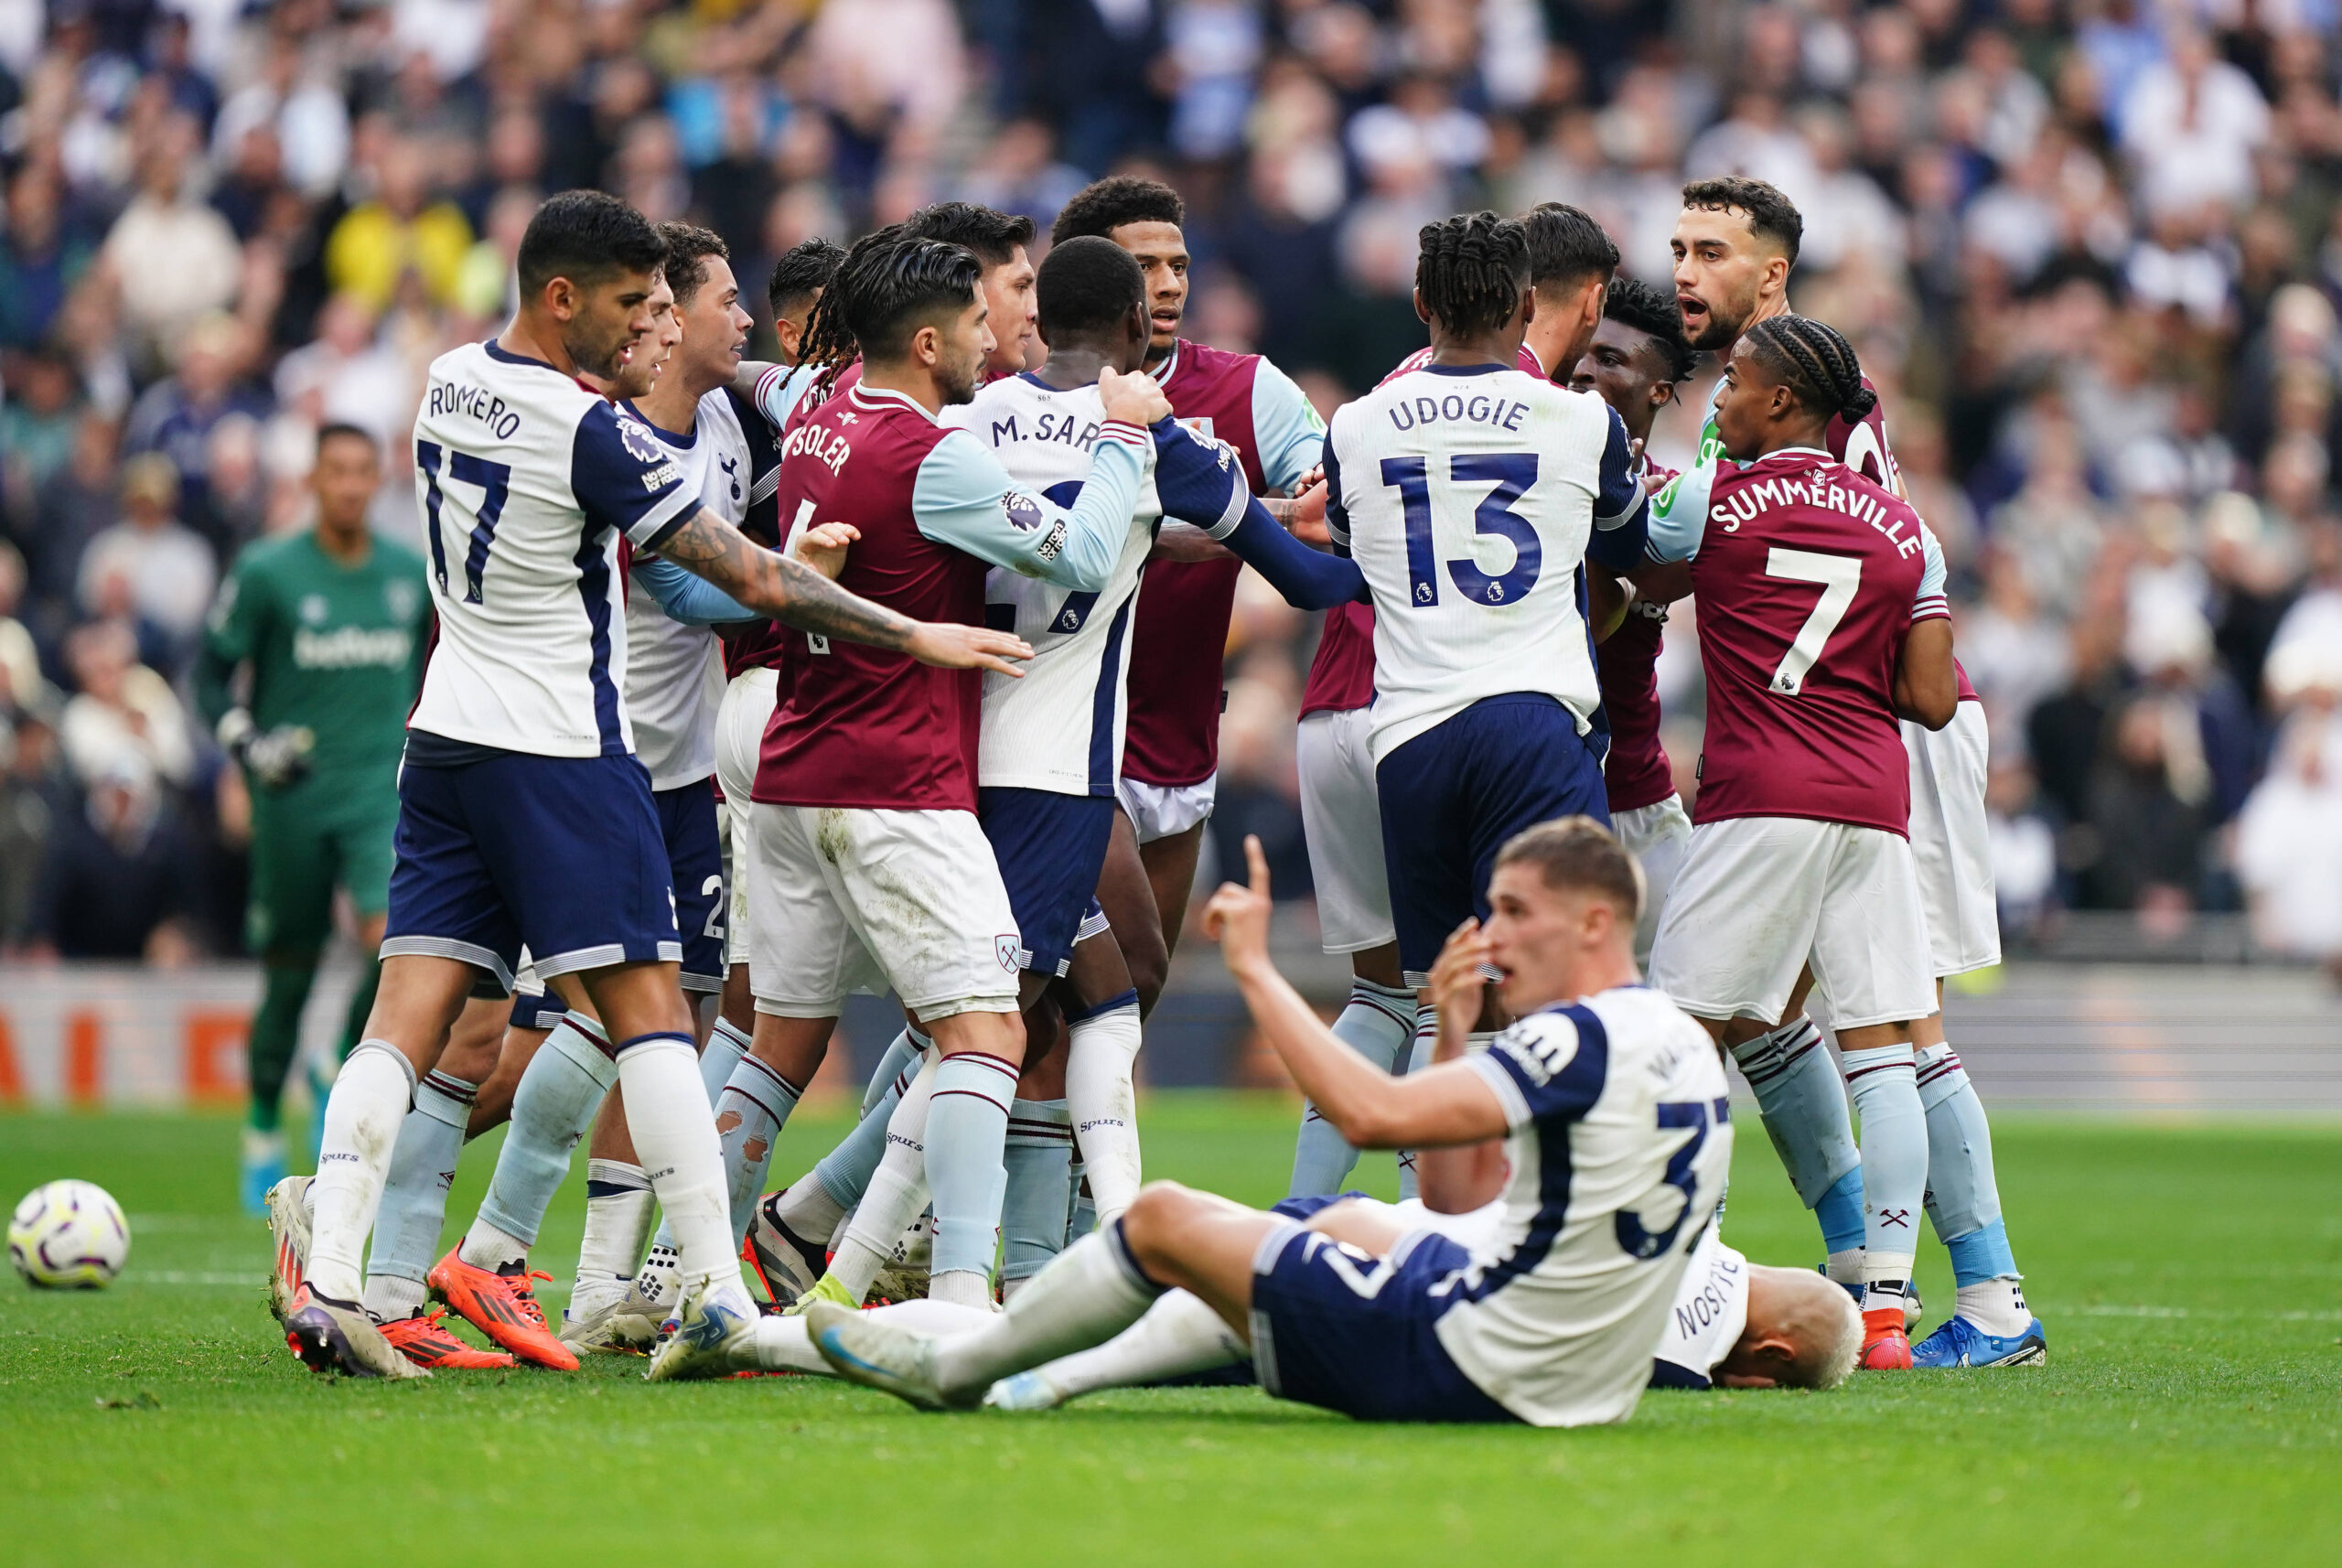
2, 1096, 2337, 1567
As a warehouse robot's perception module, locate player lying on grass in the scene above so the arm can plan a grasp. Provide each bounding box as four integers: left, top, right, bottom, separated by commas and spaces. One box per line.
756, 819, 1734, 1427
703, 1193, 1856, 1398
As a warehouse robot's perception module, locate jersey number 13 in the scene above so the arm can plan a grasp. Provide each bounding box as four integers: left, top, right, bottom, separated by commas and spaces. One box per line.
1381, 452, 1541, 607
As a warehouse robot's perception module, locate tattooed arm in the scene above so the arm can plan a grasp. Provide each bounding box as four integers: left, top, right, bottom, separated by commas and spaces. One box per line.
651, 506, 1031, 675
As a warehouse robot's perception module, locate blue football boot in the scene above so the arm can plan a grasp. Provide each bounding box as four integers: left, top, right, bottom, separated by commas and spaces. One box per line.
1910, 1314, 2047, 1369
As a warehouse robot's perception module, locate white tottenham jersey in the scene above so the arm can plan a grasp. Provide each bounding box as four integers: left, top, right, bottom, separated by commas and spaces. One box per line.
1441, 984, 1734, 1426
1649, 1228, 1749, 1388
1325, 364, 1611, 763
622, 389, 751, 789
409, 340, 696, 757
942, 374, 1160, 797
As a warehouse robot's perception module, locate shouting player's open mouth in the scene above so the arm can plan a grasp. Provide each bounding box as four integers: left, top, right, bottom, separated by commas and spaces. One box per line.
1676, 293, 1710, 338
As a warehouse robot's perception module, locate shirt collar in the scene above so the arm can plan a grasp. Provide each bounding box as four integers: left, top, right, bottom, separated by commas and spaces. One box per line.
849, 382, 937, 424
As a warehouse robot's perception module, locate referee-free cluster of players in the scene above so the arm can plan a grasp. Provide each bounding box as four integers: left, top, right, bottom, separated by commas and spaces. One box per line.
250, 166, 2045, 1425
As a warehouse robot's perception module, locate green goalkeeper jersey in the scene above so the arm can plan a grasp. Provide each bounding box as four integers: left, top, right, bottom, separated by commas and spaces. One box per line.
196, 530, 432, 781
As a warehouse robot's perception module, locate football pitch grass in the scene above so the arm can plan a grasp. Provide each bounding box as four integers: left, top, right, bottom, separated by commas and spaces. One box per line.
3, 1097, 2336, 1567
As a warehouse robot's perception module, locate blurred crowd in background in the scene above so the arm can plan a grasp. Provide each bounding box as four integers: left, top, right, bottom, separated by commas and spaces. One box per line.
1, 0, 2340, 973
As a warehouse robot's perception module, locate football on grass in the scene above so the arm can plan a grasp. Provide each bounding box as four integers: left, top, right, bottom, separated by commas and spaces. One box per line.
8, 1180, 130, 1288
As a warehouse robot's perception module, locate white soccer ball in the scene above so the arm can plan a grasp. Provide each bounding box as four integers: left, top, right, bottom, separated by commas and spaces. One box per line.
8, 1180, 130, 1288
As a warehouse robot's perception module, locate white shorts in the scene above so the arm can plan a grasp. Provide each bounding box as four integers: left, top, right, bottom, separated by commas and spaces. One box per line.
747, 800, 1022, 1022
1116, 773, 1216, 845
1649, 816, 1936, 1031
1296, 708, 1395, 954
1611, 792, 1692, 967
1906, 703, 2001, 979
716, 667, 779, 967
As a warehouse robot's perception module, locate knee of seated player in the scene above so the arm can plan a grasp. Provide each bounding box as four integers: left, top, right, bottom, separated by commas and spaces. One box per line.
1303, 1197, 1411, 1256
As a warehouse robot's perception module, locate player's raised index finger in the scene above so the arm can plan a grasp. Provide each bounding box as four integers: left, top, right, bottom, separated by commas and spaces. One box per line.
1244, 833, 1271, 896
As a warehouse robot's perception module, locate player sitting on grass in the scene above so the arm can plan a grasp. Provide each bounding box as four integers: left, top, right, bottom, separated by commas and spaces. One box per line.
792, 819, 1733, 1427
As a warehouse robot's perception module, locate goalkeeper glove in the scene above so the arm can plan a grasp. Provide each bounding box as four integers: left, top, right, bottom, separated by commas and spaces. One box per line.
217, 708, 316, 789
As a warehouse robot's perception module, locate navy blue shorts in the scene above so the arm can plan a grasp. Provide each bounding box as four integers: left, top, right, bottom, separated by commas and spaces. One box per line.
382, 751, 682, 992
978, 787, 1115, 977
508, 989, 568, 1031
1249, 1219, 1518, 1424
656, 778, 726, 993
1374, 693, 1610, 982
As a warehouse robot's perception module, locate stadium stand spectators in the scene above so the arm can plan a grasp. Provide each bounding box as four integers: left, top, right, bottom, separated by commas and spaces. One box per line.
2, 0, 2342, 963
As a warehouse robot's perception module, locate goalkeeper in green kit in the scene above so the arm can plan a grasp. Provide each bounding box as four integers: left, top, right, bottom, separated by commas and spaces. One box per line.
196, 424, 430, 1213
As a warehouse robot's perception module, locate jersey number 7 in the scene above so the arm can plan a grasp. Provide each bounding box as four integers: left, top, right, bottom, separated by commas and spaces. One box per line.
417, 441, 514, 606
1765, 547, 1861, 696
1381, 452, 1542, 607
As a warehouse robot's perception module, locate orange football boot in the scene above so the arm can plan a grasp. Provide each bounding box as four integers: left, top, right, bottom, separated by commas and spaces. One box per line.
381, 1310, 519, 1370
426, 1248, 580, 1369
1859, 1306, 1915, 1369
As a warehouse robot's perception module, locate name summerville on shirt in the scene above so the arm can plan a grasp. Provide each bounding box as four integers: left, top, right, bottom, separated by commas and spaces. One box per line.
1700, 467, 1923, 555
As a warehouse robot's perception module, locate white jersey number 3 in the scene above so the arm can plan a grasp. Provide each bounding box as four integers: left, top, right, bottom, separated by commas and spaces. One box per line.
1765, 547, 1861, 695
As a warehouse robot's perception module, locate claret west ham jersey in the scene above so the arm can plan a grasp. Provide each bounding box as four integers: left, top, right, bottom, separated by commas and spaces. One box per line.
1644, 446, 1948, 834
943, 374, 1161, 798
1324, 361, 1645, 763
408, 339, 697, 757
753, 381, 1147, 813
1122, 340, 1324, 789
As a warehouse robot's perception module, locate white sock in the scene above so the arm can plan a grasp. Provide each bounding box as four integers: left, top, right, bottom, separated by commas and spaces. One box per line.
575, 1158, 654, 1288
1954, 1278, 2033, 1337
362, 1273, 428, 1323
615, 1031, 740, 1300
773, 1170, 848, 1248
751, 1297, 990, 1374
1066, 998, 1144, 1224
362, 1066, 478, 1312
828, 1058, 937, 1300
305, 1040, 416, 1304
1025, 1288, 1246, 1401
930, 1269, 993, 1309
1825, 1249, 1866, 1288
459, 1215, 532, 1272
930, 1221, 1165, 1402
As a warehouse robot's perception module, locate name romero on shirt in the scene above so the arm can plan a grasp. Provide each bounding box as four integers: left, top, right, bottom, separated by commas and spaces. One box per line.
425, 381, 524, 441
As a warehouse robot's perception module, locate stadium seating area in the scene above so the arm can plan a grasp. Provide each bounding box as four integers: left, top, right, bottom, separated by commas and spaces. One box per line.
0, 0, 2338, 968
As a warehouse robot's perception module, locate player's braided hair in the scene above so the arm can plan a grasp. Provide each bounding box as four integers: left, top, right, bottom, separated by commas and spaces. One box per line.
1602, 276, 1697, 382
1744, 315, 1876, 424
793, 224, 905, 405
1414, 211, 1530, 339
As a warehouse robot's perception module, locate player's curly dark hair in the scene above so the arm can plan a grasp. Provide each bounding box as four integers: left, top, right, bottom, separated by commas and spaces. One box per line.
1744, 315, 1875, 423
1681, 176, 1802, 269
655, 221, 728, 307
1414, 211, 1530, 339
904, 201, 1036, 271
768, 236, 845, 322
1051, 176, 1185, 245
1520, 201, 1618, 292
1602, 276, 1697, 382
